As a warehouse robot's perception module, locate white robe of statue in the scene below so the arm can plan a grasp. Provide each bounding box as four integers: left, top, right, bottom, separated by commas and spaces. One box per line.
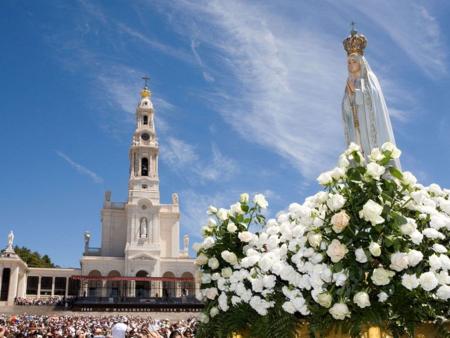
342, 53, 400, 168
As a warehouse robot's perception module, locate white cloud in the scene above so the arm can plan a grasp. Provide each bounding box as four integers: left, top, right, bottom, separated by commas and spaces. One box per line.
194, 144, 237, 181
156, 0, 346, 178
161, 137, 238, 183
56, 151, 104, 184
190, 39, 215, 82
163, 137, 199, 168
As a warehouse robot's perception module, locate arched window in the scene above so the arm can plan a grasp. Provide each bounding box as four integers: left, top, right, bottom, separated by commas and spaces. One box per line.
141, 158, 149, 176
143, 115, 148, 125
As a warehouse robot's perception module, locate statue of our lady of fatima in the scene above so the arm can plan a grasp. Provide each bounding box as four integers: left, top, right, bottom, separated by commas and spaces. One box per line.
342, 26, 401, 168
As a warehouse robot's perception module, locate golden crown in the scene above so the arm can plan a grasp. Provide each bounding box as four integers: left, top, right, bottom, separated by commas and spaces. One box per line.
343, 28, 367, 56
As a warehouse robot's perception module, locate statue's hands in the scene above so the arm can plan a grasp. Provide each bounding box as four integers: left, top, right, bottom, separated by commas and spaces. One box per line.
346, 78, 355, 93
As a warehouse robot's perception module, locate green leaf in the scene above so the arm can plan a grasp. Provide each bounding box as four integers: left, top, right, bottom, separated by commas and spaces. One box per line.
389, 167, 403, 180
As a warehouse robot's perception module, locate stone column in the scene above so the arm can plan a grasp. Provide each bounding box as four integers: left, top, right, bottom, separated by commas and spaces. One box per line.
7, 266, 19, 305
176, 281, 181, 297
101, 280, 107, 297
65, 277, 69, 298
17, 273, 26, 298
0, 268, 3, 296
51, 277, 55, 296
37, 276, 41, 298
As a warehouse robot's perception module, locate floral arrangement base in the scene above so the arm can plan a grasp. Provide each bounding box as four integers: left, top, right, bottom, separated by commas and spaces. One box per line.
232, 322, 450, 338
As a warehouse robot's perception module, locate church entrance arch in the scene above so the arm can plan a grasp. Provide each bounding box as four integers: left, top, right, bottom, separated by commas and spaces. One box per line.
106, 270, 121, 297
180, 272, 195, 296
162, 271, 176, 298
135, 270, 150, 298
87, 270, 101, 297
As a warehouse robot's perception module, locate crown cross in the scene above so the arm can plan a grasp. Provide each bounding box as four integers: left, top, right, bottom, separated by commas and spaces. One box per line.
343, 23, 367, 56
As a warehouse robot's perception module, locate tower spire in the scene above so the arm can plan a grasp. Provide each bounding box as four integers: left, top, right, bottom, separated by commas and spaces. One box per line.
140, 75, 151, 98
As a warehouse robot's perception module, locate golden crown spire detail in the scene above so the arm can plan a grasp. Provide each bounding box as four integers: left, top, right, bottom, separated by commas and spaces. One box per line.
343, 23, 367, 56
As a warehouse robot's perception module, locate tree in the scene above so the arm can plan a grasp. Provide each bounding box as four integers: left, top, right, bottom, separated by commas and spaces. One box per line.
13, 246, 57, 268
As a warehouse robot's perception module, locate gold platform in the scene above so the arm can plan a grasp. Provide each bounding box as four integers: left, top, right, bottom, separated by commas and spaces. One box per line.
232, 322, 449, 338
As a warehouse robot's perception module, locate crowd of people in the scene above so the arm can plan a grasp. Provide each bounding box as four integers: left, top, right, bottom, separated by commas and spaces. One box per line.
14, 297, 69, 307
0, 314, 198, 337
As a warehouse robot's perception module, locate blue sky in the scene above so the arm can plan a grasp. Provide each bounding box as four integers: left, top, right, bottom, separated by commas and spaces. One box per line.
1, 0, 450, 268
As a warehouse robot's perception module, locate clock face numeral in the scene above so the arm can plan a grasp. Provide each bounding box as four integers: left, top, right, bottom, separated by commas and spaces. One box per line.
141, 133, 150, 141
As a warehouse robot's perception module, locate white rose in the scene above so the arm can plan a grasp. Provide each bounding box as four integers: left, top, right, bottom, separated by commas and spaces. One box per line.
355, 248, 368, 263
331, 210, 350, 233
208, 257, 220, 270
317, 171, 333, 185
338, 154, 350, 169
326, 239, 348, 263
369, 148, 384, 162
238, 231, 253, 242
381, 142, 401, 159
440, 255, 450, 270
400, 218, 417, 235
317, 292, 332, 308
203, 237, 215, 249
327, 194, 346, 211
390, 252, 409, 272
210, 306, 219, 317
429, 254, 442, 271
240, 193, 249, 204
330, 167, 345, 180
359, 200, 384, 225
369, 242, 382, 257
419, 271, 439, 291
195, 253, 209, 266
366, 162, 385, 180
346, 142, 361, 154
436, 285, 450, 301
205, 287, 218, 300
221, 267, 233, 278
423, 228, 445, 240
371, 268, 395, 286
230, 202, 244, 215
407, 250, 423, 267
410, 230, 423, 245
282, 301, 296, 314
377, 291, 388, 303
307, 232, 322, 248
333, 271, 348, 286
207, 218, 217, 228
402, 172, 417, 186
221, 250, 238, 265
207, 205, 218, 214
216, 208, 229, 221
199, 313, 209, 323
201, 273, 212, 284
254, 194, 268, 209
401, 273, 419, 291
329, 303, 351, 320
353, 291, 371, 308
227, 222, 238, 233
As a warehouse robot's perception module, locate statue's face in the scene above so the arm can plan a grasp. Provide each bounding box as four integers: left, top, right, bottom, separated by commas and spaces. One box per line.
347, 56, 361, 74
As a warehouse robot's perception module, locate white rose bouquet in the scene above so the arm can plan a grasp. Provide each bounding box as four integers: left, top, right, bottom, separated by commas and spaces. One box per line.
197, 143, 449, 338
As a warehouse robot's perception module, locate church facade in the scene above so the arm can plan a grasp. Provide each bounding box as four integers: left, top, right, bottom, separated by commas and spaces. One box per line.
0, 85, 197, 306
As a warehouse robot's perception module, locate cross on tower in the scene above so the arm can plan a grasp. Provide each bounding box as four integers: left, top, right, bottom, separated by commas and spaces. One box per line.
142, 76, 150, 88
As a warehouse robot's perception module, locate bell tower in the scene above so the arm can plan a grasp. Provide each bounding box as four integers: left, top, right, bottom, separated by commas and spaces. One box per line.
128, 78, 160, 204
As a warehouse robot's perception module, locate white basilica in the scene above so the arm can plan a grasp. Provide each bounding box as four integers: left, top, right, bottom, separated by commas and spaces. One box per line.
0, 84, 198, 306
